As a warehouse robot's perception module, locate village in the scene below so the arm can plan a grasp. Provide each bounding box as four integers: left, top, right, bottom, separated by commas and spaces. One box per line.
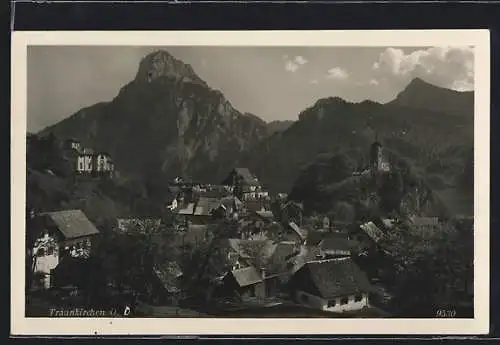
26, 137, 465, 318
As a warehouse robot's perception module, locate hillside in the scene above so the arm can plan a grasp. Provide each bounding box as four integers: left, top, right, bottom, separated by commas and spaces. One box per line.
242, 80, 473, 195
26, 134, 166, 229
387, 77, 474, 118
287, 150, 452, 219
39, 50, 268, 191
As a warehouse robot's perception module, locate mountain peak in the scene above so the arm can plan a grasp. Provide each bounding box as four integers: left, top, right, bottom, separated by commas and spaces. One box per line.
388, 77, 474, 117
135, 50, 207, 85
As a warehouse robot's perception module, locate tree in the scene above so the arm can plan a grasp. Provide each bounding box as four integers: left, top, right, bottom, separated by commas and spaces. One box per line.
331, 201, 355, 223
377, 220, 473, 316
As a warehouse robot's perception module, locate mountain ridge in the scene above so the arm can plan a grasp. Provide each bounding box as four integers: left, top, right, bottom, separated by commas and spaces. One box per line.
35, 51, 474, 208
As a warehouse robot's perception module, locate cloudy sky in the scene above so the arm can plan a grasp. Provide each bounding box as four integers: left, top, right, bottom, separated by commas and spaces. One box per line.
27, 45, 474, 132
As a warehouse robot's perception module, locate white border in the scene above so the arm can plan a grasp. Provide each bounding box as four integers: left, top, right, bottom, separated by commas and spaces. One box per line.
11, 30, 490, 336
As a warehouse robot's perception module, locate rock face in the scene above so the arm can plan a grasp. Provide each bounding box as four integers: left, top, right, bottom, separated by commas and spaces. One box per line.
41, 50, 268, 188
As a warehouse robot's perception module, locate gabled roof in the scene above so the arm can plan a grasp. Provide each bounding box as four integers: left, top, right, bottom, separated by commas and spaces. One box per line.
288, 222, 308, 241
177, 203, 195, 215
256, 210, 274, 219
40, 210, 100, 239
359, 222, 386, 243
230, 266, 263, 287
194, 197, 221, 216
297, 258, 372, 299
319, 233, 354, 253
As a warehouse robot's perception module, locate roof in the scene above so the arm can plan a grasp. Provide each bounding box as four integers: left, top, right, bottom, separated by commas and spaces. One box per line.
194, 197, 221, 216
298, 258, 373, 299
177, 203, 195, 215
319, 233, 354, 253
288, 222, 308, 241
267, 241, 299, 274
306, 230, 326, 246
220, 196, 243, 210
256, 210, 274, 219
282, 200, 304, 211
82, 148, 94, 155
230, 266, 263, 287
359, 222, 386, 243
41, 210, 100, 239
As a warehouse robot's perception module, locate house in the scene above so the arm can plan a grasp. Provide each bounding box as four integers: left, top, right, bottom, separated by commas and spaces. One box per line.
165, 194, 179, 211
216, 266, 266, 301
95, 152, 115, 176
244, 199, 271, 214
174, 196, 222, 225
288, 221, 308, 243
317, 233, 354, 259
77, 149, 94, 174
356, 221, 392, 256
222, 168, 269, 200
31, 210, 100, 289
288, 257, 373, 313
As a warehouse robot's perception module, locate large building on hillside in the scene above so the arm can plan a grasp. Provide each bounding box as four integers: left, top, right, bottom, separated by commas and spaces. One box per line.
65, 139, 115, 177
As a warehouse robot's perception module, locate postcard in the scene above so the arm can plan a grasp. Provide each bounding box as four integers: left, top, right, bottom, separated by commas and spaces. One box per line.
11, 29, 490, 336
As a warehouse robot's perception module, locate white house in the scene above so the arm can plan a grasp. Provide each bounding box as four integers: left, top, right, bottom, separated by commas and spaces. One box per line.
288, 257, 373, 313
31, 210, 100, 289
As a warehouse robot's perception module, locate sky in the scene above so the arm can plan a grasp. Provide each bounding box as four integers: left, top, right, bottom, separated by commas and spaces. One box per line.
27, 45, 474, 132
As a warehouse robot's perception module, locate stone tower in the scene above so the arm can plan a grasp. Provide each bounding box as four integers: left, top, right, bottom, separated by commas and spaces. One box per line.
370, 133, 384, 174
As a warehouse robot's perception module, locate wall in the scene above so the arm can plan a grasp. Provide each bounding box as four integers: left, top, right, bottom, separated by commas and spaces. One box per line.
295, 290, 369, 313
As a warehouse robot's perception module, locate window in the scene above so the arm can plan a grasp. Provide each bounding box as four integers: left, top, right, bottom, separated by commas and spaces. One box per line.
354, 294, 363, 302
327, 299, 337, 308
340, 297, 349, 305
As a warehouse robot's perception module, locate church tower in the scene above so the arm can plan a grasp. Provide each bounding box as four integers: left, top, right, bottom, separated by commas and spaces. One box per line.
370, 132, 383, 174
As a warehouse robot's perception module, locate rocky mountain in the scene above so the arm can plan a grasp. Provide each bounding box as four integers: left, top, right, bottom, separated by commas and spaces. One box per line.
39, 50, 268, 190
387, 77, 474, 118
